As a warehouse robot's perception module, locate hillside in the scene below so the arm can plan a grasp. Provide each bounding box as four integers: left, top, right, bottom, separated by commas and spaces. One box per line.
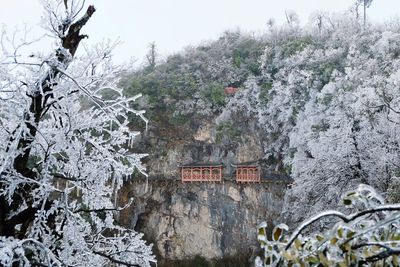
124, 17, 400, 225
120, 15, 400, 265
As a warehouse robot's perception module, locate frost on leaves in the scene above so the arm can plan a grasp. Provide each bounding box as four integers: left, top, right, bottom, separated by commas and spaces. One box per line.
256, 184, 400, 267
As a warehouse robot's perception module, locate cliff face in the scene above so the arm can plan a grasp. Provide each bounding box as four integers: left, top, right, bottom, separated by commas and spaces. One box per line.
136, 114, 281, 180
120, 108, 290, 266
119, 180, 287, 265
121, 34, 290, 264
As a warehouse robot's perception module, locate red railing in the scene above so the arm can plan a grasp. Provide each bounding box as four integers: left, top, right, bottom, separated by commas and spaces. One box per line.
181, 166, 222, 182
236, 167, 260, 183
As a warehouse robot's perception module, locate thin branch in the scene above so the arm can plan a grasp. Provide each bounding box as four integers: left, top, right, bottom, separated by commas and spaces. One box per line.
91, 250, 140, 267
285, 204, 400, 250
73, 198, 133, 213
53, 173, 86, 181
362, 246, 400, 263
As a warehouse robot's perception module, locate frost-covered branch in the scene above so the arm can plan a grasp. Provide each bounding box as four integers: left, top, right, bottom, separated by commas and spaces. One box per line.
257, 184, 400, 267
0, 1, 155, 266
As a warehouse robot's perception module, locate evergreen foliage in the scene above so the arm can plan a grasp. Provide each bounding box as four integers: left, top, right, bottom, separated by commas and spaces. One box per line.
256, 185, 400, 267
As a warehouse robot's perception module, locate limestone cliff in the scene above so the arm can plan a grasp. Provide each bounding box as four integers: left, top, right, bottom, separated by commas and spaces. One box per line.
119, 180, 288, 266
121, 34, 291, 265
120, 108, 290, 266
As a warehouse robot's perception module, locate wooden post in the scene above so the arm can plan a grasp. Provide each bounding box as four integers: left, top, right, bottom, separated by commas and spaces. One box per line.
249, 168, 252, 182
236, 168, 238, 183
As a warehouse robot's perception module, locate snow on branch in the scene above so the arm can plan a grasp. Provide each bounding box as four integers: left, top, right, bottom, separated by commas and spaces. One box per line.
0, 0, 155, 266
257, 184, 400, 266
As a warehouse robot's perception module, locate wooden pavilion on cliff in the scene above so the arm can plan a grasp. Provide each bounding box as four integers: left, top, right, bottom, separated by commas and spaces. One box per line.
232, 162, 261, 183
179, 162, 224, 183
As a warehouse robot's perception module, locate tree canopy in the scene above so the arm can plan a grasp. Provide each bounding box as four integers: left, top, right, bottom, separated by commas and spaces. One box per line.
0, 1, 154, 266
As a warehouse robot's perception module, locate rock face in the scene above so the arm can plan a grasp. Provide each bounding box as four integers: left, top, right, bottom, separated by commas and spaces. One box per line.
119, 179, 288, 266
135, 115, 275, 181
124, 107, 290, 266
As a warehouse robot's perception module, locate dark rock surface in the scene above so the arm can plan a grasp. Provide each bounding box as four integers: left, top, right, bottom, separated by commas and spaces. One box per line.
119, 179, 288, 266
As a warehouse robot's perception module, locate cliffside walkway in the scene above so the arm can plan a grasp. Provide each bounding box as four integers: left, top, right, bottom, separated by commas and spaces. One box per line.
179, 162, 261, 183
233, 164, 261, 183
180, 163, 223, 182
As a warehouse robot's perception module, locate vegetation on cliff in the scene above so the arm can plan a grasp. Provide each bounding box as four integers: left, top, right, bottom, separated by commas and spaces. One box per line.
122, 30, 265, 127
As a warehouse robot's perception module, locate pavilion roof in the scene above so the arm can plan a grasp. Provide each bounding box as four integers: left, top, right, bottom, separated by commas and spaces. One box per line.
179, 162, 224, 168
230, 160, 260, 167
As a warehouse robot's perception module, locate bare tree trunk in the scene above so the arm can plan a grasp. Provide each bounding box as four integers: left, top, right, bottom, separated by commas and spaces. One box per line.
146, 42, 157, 70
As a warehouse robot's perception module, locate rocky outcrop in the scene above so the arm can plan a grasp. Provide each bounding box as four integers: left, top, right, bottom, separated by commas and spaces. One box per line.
119, 179, 288, 266
135, 115, 273, 181
124, 101, 290, 266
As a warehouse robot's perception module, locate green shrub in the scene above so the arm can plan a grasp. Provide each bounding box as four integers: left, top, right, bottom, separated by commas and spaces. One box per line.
202, 84, 226, 108
216, 122, 242, 143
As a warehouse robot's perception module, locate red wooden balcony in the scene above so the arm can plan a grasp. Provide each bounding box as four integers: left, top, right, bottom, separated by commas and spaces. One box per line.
235, 165, 260, 183
180, 163, 223, 182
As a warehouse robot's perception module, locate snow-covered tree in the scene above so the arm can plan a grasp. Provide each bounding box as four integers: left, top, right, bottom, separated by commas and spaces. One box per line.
280, 27, 400, 225
210, 16, 400, 225
145, 42, 158, 71
0, 1, 155, 266
357, 0, 374, 28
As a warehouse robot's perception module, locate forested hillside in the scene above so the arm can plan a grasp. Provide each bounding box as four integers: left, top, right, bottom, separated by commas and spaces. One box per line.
123, 14, 400, 226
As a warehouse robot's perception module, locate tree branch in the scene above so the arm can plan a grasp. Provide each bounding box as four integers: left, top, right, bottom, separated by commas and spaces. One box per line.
285, 204, 400, 250
92, 250, 141, 267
